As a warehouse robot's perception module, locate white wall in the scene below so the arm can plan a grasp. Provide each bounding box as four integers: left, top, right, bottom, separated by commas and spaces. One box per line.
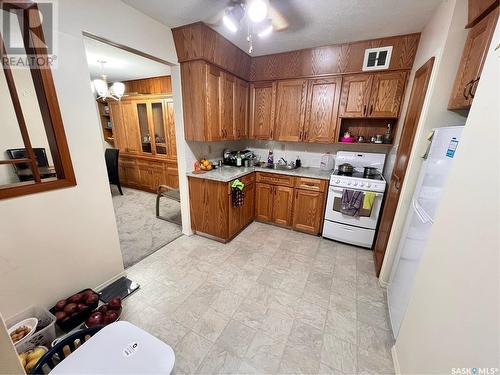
379, 0, 468, 284
0, 0, 181, 318
393, 21, 499, 373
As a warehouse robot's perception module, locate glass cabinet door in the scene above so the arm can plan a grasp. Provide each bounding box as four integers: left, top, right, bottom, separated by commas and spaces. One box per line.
136, 103, 151, 153
151, 102, 167, 155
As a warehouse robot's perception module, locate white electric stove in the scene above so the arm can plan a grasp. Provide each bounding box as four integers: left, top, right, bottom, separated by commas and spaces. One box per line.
323, 152, 387, 248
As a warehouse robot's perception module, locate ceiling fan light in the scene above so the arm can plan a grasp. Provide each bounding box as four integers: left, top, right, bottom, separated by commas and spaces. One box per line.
110, 82, 125, 99
247, 0, 268, 23
223, 11, 239, 33
258, 24, 273, 38
93, 78, 108, 98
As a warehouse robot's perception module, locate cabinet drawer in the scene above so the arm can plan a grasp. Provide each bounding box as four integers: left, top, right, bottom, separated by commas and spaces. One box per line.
256, 172, 295, 187
295, 177, 327, 192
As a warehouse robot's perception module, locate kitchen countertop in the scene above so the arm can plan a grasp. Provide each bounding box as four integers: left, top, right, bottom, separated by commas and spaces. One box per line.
187, 165, 333, 183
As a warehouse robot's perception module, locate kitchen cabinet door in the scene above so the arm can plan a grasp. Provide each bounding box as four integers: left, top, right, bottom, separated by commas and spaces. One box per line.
242, 181, 255, 226
368, 72, 407, 118
339, 74, 373, 117
274, 79, 308, 142
448, 7, 498, 110
272, 185, 294, 227
220, 71, 235, 140
255, 182, 274, 222
228, 194, 243, 239
249, 82, 276, 140
292, 189, 325, 234
234, 78, 249, 139
120, 101, 142, 154
206, 64, 223, 141
165, 101, 177, 158
304, 77, 342, 143
108, 101, 126, 152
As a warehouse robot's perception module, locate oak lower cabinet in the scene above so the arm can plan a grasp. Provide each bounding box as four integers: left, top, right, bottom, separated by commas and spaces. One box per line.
189, 173, 255, 242
119, 155, 178, 192
255, 172, 295, 228
292, 178, 328, 235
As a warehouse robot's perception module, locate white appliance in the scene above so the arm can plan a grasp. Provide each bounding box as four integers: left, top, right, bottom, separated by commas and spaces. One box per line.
323, 151, 387, 248
388, 126, 464, 338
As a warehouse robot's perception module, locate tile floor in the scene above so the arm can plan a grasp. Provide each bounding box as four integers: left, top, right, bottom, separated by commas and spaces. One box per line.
123, 222, 394, 374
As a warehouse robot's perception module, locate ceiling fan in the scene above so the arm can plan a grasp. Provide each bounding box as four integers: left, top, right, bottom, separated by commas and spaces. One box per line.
211, 0, 289, 53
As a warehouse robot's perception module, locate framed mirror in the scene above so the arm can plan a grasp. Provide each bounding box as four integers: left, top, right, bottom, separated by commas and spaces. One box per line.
0, 1, 76, 199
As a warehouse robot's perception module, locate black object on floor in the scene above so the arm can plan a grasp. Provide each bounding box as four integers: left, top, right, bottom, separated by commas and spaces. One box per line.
99, 276, 140, 302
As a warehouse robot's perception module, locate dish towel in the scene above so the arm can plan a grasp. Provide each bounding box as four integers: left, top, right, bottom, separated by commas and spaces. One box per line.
340, 189, 364, 216
231, 179, 245, 207
363, 192, 376, 210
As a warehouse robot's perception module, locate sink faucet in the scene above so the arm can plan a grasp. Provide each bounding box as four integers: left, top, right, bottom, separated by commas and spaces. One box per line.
279, 157, 287, 165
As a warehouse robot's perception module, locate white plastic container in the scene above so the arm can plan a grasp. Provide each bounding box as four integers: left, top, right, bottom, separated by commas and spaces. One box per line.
320, 153, 334, 170
6, 305, 56, 353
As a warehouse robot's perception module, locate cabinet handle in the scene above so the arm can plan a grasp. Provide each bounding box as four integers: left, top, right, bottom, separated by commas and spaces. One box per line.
270, 129, 274, 139
299, 131, 303, 141
295, 191, 298, 199
470, 78, 480, 99
369, 104, 373, 115
363, 104, 367, 116
463, 80, 474, 99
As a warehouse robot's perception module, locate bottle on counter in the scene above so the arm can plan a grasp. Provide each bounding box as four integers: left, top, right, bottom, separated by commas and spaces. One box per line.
236, 151, 242, 167
267, 150, 274, 165
295, 156, 301, 168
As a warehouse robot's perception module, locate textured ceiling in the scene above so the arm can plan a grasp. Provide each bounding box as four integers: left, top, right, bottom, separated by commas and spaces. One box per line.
121, 0, 442, 56
83, 37, 171, 82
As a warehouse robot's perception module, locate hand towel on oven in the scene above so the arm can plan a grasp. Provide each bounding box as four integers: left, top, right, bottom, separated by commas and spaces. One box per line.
340, 189, 364, 216
363, 192, 376, 210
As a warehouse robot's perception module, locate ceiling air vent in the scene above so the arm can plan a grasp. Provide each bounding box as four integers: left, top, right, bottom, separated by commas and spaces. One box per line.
362, 46, 393, 71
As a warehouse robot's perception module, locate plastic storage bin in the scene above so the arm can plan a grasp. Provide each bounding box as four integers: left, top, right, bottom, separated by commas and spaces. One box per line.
6, 305, 56, 353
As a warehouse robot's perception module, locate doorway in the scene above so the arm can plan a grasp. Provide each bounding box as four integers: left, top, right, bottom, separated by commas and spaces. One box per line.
82, 34, 182, 268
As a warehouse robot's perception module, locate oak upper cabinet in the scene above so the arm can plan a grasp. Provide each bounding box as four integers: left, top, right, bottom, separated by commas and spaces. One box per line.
274, 79, 308, 142
206, 64, 224, 141
339, 74, 373, 117
303, 77, 342, 143
339, 72, 406, 118
234, 78, 249, 139
220, 71, 236, 140
468, 0, 498, 26
249, 81, 277, 140
368, 72, 407, 118
449, 7, 498, 110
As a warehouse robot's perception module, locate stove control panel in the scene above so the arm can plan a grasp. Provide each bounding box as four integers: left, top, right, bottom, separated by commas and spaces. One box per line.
329, 176, 386, 193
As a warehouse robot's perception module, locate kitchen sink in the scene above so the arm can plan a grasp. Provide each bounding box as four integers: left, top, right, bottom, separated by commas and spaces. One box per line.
266, 163, 299, 170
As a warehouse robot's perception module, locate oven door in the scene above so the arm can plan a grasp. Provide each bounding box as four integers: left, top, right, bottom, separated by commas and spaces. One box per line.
324, 186, 384, 229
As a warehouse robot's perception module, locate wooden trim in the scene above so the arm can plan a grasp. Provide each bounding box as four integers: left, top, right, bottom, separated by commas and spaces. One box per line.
82, 32, 174, 67
0, 159, 31, 165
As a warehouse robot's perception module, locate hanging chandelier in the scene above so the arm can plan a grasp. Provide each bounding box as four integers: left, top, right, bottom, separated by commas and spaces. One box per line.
93, 60, 125, 101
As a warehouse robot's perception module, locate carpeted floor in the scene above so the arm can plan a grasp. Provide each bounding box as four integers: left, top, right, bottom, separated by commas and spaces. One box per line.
111, 187, 183, 268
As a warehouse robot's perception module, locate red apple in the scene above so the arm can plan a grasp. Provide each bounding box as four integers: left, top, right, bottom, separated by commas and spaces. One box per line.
77, 303, 88, 312
108, 297, 122, 310
104, 311, 118, 324
55, 299, 67, 311
86, 312, 103, 327
97, 305, 108, 314
63, 303, 77, 315
69, 293, 82, 303
84, 294, 99, 305
55, 311, 67, 321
